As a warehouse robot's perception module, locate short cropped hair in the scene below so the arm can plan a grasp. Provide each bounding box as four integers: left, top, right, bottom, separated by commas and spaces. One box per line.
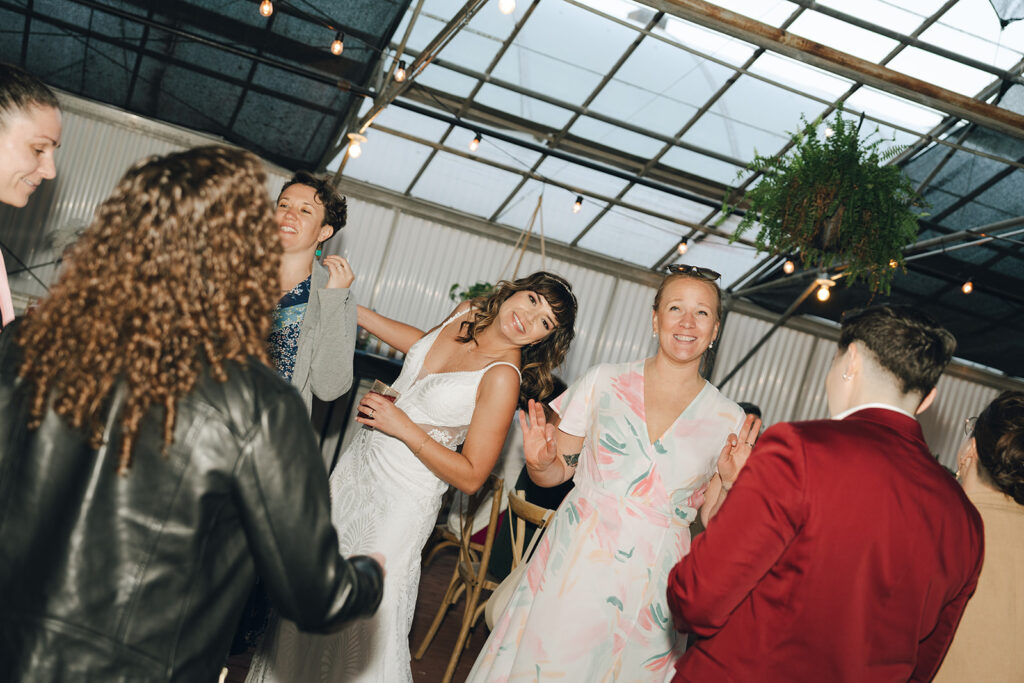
279, 171, 347, 238
973, 390, 1024, 506
0, 62, 60, 132
737, 402, 762, 419
838, 305, 956, 397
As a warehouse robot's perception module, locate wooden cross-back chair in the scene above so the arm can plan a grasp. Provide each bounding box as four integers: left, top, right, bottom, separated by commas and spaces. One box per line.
413, 474, 503, 683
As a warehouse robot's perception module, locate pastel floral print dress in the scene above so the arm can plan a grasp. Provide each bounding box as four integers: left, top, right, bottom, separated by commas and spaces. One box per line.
468, 359, 744, 682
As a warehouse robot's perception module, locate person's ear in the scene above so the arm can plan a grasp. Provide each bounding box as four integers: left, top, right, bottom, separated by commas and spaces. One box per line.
915, 387, 937, 415
318, 224, 334, 243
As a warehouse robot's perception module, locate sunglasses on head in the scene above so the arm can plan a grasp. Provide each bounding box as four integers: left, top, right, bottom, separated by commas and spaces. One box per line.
665, 264, 721, 281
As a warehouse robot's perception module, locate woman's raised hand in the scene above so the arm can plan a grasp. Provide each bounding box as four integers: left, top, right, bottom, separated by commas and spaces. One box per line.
520, 399, 558, 472
323, 254, 355, 289
717, 413, 762, 489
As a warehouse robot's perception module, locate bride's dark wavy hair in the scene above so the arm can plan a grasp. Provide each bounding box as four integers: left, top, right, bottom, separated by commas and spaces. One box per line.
16, 145, 280, 473
457, 271, 577, 403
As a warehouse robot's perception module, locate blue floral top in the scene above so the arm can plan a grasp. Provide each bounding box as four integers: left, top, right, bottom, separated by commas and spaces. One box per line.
268, 276, 310, 381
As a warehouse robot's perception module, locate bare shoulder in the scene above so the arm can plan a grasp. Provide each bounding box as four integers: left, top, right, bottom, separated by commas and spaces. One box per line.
478, 362, 521, 397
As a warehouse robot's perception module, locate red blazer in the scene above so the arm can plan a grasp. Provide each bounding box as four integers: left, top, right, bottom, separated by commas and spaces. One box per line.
667, 408, 983, 682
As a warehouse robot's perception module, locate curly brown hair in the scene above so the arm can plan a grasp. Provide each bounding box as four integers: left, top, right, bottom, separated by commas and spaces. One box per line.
458, 271, 576, 404
16, 145, 280, 473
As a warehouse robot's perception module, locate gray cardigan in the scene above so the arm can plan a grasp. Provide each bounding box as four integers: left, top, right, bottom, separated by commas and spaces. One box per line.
292, 260, 357, 448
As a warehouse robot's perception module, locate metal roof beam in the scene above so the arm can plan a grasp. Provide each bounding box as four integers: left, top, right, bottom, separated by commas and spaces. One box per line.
635, 0, 1024, 140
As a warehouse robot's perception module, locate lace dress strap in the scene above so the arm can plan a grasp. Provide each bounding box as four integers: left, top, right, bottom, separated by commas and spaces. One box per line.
481, 361, 522, 380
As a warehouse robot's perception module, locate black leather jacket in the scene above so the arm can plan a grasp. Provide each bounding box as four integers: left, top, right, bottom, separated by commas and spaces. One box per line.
0, 324, 383, 682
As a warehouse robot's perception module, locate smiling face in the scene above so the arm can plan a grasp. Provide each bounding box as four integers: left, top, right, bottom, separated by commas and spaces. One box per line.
275, 183, 333, 256
0, 105, 61, 207
497, 289, 559, 347
652, 277, 720, 365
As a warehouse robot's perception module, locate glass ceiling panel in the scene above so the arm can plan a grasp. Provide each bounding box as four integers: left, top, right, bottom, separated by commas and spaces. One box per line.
661, 147, 748, 187
473, 83, 576, 129
812, 0, 927, 34
886, 47, 996, 97
786, 11, 902, 63
652, 14, 758, 68
370, 103, 452, 144
924, 0, 1024, 70
433, 11, 506, 72
411, 150, 524, 217
620, 185, 716, 225
747, 53, 856, 102
706, 0, 797, 27
568, 116, 665, 158
491, 0, 639, 106
666, 235, 762, 288
588, 80, 700, 138
329, 130, 434, 192
493, 179, 600, 244
415, 64, 480, 98
462, 128, 544, 169
392, 6, 446, 53
579, 208, 683, 266
535, 156, 631, 198
843, 86, 945, 134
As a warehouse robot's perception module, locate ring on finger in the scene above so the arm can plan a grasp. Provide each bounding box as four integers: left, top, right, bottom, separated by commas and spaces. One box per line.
368, 408, 375, 418
745, 441, 755, 447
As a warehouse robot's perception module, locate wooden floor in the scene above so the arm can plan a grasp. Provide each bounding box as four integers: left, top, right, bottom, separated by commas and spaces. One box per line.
225, 546, 489, 682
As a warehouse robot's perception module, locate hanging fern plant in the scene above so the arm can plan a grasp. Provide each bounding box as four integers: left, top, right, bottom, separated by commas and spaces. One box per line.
725, 110, 924, 293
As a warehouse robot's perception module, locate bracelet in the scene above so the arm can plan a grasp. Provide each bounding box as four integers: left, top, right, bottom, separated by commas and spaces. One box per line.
721, 478, 734, 492
413, 434, 431, 458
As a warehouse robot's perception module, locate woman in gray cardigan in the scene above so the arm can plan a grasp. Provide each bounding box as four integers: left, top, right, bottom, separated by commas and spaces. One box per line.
269, 171, 357, 429
232, 171, 358, 655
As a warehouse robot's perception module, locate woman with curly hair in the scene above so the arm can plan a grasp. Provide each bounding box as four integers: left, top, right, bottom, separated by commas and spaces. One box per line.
935, 390, 1024, 682
248, 271, 577, 683
0, 146, 383, 683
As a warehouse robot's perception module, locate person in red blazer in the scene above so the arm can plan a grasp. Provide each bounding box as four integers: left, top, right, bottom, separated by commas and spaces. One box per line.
667, 305, 984, 682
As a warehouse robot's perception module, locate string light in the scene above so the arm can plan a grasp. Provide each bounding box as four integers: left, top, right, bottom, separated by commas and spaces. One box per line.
824, 126, 835, 138
572, 195, 583, 214
498, 0, 516, 14
961, 280, 973, 294
676, 239, 689, 255
347, 132, 367, 159
259, 0, 273, 17
330, 32, 344, 55
394, 60, 407, 82
814, 275, 835, 302
469, 133, 481, 153
782, 258, 795, 274
889, 258, 899, 269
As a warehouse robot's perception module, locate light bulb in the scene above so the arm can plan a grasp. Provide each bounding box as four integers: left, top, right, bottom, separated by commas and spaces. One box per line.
889, 258, 898, 269
677, 240, 689, 255
259, 0, 273, 17
961, 280, 973, 294
816, 285, 831, 302
394, 60, 407, 82
498, 0, 516, 15
330, 33, 344, 56
572, 195, 583, 214
783, 258, 795, 274
347, 133, 367, 159
469, 133, 481, 152
824, 126, 835, 138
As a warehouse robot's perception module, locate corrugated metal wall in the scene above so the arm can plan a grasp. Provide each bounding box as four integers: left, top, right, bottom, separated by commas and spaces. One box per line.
2, 94, 1018, 470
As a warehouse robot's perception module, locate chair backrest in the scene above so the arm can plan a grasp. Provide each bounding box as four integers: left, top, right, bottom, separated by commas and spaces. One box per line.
456, 474, 504, 589
507, 489, 554, 569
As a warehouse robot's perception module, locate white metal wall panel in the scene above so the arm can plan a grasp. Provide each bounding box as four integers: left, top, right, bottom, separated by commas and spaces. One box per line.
587, 278, 659, 368
920, 375, 1000, 470
711, 314, 834, 426
321, 198, 398, 311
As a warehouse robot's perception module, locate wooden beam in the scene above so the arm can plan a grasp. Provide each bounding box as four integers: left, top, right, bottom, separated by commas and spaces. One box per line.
636, 0, 1024, 141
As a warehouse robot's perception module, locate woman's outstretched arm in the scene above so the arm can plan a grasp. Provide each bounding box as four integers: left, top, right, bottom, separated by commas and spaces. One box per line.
356, 300, 470, 355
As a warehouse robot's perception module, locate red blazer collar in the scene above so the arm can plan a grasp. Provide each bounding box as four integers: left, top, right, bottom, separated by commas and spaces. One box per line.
841, 407, 926, 445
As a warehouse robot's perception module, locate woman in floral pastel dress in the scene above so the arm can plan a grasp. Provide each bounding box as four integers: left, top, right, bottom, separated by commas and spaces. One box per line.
469, 266, 761, 682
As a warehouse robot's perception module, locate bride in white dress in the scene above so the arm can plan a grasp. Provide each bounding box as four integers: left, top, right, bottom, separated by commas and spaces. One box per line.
246, 271, 577, 683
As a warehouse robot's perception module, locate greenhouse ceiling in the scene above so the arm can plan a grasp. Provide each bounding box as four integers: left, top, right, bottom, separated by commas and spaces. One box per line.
2, 0, 1023, 377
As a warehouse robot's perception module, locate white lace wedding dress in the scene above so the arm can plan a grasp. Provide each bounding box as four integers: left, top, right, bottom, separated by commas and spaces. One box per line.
246, 310, 519, 683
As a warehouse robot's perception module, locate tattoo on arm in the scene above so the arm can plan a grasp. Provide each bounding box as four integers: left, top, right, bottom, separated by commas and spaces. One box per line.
562, 451, 580, 468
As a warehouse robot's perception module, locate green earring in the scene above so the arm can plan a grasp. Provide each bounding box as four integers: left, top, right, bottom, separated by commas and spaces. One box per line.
315, 247, 322, 258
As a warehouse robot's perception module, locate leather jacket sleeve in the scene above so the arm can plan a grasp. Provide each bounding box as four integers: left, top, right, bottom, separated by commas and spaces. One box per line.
233, 387, 382, 632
